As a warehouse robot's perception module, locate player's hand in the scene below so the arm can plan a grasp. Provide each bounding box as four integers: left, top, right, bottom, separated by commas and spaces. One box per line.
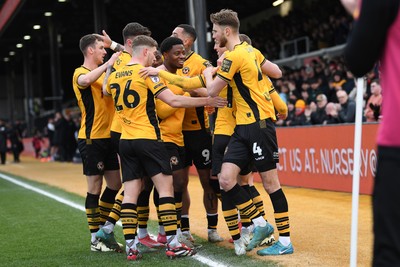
217, 53, 226, 67
205, 106, 216, 114
203, 67, 214, 78
309, 102, 317, 112
94, 30, 112, 48
107, 51, 122, 67
277, 112, 288, 120
206, 96, 227, 108
340, 0, 358, 16
304, 108, 312, 117
139, 67, 160, 78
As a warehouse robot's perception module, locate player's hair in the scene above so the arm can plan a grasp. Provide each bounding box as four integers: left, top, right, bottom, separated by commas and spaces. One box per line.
131, 35, 158, 50
371, 78, 380, 85
177, 24, 197, 41
210, 9, 240, 31
239, 33, 252, 45
122, 22, 151, 42
79, 34, 103, 55
160, 37, 184, 54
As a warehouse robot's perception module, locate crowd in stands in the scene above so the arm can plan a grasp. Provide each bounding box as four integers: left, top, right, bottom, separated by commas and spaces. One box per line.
247, 1, 353, 60
237, 1, 380, 127
44, 111, 80, 162
0, 110, 84, 164
274, 55, 382, 127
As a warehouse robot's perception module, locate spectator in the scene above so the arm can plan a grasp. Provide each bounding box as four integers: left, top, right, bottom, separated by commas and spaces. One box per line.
343, 70, 356, 94
289, 99, 310, 126
0, 119, 7, 164
46, 117, 55, 160
364, 79, 382, 122
287, 80, 301, 102
300, 87, 310, 104
52, 111, 67, 161
8, 122, 23, 163
277, 100, 296, 127
64, 111, 78, 162
310, 94, 329, 125
32, 130, 44, 159
309, 78, 324, 103
314, 63, 329, 90
337, 90, 356, 123
324, 102, 341, 124
279, 82, 289, 104
328, 71, 346, 102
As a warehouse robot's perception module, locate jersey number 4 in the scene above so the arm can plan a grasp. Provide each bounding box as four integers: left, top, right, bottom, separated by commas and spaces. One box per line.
253, 142, 262, 156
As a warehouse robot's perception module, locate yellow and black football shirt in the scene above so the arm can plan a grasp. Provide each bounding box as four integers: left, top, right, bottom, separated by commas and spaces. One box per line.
214, 84, 236, 136
155, 69, 234, 136
253, 45, 277, 121
217, 42, 275, 125
106, 63, 167, 141
109, 51, 131, 133
72, 66, 114, 139
176, 51, 212, 131
156, 76, 187, 147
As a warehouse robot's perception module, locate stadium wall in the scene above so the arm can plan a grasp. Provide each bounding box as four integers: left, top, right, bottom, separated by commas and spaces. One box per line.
19, 123, 377, 195
191, 123, 377, 195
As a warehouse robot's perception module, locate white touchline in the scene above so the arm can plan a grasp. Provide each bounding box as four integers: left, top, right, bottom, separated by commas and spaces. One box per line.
0, 172, 230, 267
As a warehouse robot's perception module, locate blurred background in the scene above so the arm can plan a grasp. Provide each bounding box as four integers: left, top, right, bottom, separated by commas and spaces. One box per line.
0, 0, 354, 136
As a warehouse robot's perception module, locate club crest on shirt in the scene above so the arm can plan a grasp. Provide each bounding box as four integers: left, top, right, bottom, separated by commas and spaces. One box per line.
182, 67, 190, 74
150, 75, 160, 83
97, 161, 104, 171
221, 58, 232, 72
170, 156, 179, 166
203, 61, 213, 68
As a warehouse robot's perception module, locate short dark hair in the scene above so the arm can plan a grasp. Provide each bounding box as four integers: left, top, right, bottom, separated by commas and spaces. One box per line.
210, 9, 240, 31
131, 35, 158, 49
122, 22, 151, 42
177, 24, 197, 41
371, 78, 380, 85
160, 37, 183, 54
79, 34, 103, 55
239, 33, 251, 45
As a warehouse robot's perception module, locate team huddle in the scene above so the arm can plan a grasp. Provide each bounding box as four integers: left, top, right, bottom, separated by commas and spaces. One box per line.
72, 9, 293, 261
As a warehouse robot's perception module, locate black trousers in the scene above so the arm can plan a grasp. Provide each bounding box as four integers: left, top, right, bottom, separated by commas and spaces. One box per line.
0, 151, 5, 164
373, 146, 400, 266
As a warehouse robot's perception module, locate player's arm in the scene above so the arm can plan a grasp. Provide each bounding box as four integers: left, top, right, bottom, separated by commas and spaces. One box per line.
102, 65, 114, 96
270, 89, 288, 119
139, 67, 205, 90
261, 59, 282, 79
159, 71, 206, 90
156, 88, 227, 108
202, 67, 227, 97
78, 51, 121, 88
155, 92, 189, 119
254, 47, 282, 79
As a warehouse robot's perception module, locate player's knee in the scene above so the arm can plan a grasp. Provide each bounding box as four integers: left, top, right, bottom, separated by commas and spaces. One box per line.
262, 177, 280, 194
218, 175, 235, 191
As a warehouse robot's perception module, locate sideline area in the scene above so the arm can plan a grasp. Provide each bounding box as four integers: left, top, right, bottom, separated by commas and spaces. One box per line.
0, 156, 373, 266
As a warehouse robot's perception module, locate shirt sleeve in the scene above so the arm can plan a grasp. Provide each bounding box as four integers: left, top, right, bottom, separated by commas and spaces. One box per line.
158, 70, 205, 89
73, 68, 89, 90
217, 51, 241, 82
145, 75, 168, 97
